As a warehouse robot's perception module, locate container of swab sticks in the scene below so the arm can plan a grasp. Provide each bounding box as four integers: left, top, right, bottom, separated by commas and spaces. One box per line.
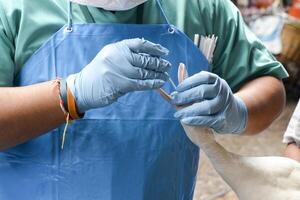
194, 34, 218, 64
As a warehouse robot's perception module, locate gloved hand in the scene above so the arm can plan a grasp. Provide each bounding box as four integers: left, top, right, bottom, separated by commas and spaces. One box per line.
171, 71, 248, 134
67, 38, 171, 113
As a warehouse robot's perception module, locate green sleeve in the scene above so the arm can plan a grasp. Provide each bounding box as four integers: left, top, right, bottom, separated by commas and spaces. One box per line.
210, 0, 288, 92
0, 3, 15, 87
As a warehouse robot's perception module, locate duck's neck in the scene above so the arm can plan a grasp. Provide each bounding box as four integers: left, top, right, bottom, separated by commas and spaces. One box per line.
182, 125, 240, 176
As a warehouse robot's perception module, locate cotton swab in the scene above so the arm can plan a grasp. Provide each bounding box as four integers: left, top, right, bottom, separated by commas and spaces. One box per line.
157, 88, 172, 102
165, 72, 177, 90
178, 63, 188, 83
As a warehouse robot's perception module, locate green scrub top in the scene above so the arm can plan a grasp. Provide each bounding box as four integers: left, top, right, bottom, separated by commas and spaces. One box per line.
0, 0, 288, 91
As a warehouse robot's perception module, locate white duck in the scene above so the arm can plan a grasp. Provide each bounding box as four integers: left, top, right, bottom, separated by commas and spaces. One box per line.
183, 126, 300, 200
158, 63, 300, 200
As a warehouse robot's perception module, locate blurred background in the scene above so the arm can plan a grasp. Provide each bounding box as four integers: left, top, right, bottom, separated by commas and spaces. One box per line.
195, 0, 300, 199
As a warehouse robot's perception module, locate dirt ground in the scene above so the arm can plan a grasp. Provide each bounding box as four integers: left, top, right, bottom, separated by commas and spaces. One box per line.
193, 100, 298, 200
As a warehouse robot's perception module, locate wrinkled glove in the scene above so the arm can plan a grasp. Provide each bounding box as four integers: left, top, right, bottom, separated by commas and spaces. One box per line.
67, 38, 171, 113
171, 71, 248, 134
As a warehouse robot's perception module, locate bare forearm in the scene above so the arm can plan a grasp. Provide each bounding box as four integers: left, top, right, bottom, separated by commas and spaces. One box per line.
235, 76, 286, 135
0, 81, 65, 150
284, 143, 300, 162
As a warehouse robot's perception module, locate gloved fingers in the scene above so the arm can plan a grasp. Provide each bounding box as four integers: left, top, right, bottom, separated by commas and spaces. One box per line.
180, 116, 219, 130
133, 79, 166, 90
132, 67, 169, 81
171, 81, 220, 105
176, 71, 218, 92
123, 38, 169, 57
174, 96, 224, 119
131, 53, 171, 72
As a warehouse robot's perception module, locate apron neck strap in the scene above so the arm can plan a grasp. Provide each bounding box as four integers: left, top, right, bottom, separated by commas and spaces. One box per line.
66, 0, 172, 30
155, 0, 171, 26
67, 0, 73, 31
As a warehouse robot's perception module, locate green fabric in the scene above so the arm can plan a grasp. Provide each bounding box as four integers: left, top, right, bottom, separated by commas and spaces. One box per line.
0, 0, 288, 91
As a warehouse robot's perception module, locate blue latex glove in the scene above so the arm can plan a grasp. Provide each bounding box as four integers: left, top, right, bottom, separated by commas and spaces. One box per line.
67, 38, 171, 113
171, 71, 248, 134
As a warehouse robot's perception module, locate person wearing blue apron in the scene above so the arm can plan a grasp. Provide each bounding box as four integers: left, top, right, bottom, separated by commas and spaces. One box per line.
0, 0, 289, 199
0, 0, 210, 199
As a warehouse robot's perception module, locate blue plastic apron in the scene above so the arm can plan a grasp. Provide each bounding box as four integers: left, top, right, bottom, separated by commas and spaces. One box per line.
0, 1, 209, 199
